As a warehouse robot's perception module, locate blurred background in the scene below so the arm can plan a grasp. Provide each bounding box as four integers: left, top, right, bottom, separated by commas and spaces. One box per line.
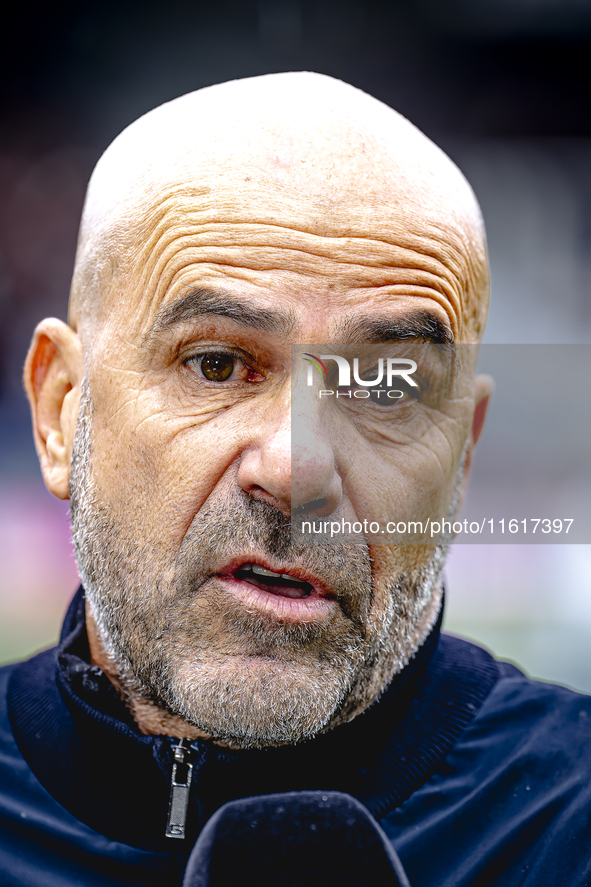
1, 0, 591, 689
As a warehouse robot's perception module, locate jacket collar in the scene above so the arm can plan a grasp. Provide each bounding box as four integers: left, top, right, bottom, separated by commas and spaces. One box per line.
8, 587, 499, 853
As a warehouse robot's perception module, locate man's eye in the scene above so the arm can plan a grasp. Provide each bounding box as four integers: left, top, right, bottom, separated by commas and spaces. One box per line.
198, 353, 236, 382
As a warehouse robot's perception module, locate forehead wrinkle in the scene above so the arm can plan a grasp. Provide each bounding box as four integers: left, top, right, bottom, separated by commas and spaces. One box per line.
101, 180, 474, 299
119, 213, 468, 334
126, 189, 475, 272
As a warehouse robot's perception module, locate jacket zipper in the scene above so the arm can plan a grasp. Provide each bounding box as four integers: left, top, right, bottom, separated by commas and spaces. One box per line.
166, 738, 194, 839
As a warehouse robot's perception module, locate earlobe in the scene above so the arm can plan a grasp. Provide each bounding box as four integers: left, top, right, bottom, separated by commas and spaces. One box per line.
24, 318, 84, 500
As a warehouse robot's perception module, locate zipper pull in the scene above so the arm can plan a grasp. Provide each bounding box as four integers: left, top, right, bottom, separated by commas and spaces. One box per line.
165, 738, 194, 839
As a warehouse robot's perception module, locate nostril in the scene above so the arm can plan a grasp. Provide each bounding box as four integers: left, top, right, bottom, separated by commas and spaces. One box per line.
248, 484, 266, 495
294, 498, 330, 516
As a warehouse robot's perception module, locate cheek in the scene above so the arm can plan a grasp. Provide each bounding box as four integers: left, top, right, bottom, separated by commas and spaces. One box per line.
370, 542, 433, 586
87, 393, 252, 547
341, 425, 467, 530
366, 543, 441, 650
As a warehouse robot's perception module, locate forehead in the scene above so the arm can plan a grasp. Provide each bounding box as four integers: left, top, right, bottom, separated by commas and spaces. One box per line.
98, 193, 467, 346
98, 172, 476, 339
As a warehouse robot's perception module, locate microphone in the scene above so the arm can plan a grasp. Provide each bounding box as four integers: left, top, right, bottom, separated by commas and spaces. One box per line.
183, 790, 411, 886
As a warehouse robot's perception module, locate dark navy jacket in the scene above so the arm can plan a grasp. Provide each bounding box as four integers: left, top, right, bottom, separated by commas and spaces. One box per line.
1, 588, 590, 886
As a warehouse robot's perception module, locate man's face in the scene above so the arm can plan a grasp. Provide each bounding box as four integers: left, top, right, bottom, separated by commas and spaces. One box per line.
68, 163, 477, 747
54, 77, 489, 748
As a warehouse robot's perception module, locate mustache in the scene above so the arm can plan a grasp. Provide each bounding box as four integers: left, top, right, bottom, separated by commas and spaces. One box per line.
197, 491, 294, 559
176, 489, 374, 626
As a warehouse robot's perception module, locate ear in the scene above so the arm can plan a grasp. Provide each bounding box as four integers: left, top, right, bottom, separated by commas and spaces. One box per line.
457, 374, 493, 509
24, 318, 84, 500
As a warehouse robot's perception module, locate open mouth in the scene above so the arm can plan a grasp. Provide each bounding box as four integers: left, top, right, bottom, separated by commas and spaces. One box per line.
233, 563, 316, 599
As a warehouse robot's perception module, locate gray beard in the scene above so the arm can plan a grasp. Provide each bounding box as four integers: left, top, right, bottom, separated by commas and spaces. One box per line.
70, 380, 450, 749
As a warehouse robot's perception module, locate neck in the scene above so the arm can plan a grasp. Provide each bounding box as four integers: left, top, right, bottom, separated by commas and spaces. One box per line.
85, 603, 213, 740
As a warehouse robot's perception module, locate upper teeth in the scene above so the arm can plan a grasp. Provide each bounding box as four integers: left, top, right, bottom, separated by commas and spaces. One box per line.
244, 563, 300, 582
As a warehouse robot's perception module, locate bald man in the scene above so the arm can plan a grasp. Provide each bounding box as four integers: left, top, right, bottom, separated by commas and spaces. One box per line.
1, 73, 590, 887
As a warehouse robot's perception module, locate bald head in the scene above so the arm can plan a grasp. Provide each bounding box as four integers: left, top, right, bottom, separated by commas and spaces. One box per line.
69, 72, 489, 343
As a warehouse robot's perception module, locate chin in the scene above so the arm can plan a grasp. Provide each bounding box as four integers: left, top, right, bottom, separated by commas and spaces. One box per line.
161, 655, 355, 749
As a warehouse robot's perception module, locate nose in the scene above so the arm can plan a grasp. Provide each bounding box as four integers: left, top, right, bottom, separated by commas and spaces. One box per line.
237, 392, 342, 516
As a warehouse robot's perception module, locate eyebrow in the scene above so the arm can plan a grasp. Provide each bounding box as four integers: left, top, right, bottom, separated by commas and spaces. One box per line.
146, 287, 298, 341
335, 310, 454, 345
146, 287, 453, 346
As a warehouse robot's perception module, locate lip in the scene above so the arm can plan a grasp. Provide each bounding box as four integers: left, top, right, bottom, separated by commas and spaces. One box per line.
214, 556, 337, 623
